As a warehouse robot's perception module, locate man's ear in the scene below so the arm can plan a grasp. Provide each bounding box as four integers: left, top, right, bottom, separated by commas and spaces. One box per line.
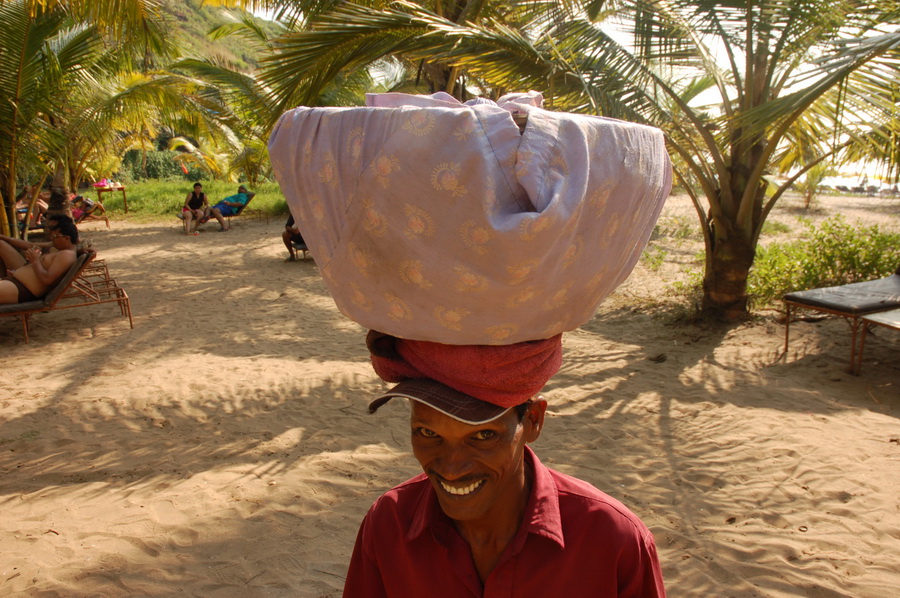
523, 396, 548, 443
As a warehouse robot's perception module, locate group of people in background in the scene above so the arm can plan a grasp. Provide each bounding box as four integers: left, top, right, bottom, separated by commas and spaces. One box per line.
15, 187, 100, 234
181, 182, 255, 235
1, 179, 275, 307
1, 179, 304, 307
181, 182, 307, 263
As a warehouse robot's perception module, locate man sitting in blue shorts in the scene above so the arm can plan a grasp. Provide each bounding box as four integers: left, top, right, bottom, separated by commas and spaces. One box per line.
210, 185, 255, 231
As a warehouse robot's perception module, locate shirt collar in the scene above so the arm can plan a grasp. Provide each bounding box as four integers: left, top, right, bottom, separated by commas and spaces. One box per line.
406, 445, 565, 550
513, 445, 565, 549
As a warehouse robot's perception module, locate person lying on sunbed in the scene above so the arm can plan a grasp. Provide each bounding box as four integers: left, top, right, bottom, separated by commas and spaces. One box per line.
0, 216, 78, 304
209, 185, 254, 232
71, 194, 101, 224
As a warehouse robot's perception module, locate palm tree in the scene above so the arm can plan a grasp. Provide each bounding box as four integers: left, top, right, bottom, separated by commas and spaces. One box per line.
0, 1, 96, 233
596, 1, 898, 317
242, 0, 900, 319
169, 50, 280, 184
55, 70, 223, 191
167, 135, 234, 180
0, 0, 169, 236
170, 7, 375, 182
246, 0, 538, 118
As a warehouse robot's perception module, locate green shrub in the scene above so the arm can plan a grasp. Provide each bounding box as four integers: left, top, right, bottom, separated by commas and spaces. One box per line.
641, 247, 668, 272
761, 220, 791, 236
119, 150, 200, 181
748, 216, 900, 307
658, 215, 696, 240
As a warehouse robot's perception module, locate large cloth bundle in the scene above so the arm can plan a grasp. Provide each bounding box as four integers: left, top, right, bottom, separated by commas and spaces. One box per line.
268, 92, 672, 345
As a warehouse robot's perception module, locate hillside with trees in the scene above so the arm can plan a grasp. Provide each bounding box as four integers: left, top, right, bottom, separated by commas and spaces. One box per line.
161, 0, 276, 72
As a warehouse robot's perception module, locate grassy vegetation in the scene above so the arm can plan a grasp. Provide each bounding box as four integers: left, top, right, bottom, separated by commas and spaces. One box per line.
82, 180, 290, 223
654, 214, 697, 241
641, 246, 668, 272
760, 220, 792, 236
164, 0, 280, 72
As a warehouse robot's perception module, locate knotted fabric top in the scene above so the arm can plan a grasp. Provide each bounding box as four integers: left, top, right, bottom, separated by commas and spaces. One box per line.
268, 91, 672, 344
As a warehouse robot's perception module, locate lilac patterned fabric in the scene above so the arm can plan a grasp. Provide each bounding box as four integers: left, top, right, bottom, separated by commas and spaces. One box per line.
268, 92, 672, 345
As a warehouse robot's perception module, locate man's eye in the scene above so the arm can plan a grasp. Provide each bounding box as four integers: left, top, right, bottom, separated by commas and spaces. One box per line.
417, 427, 437, 438
473, 430, 496, 441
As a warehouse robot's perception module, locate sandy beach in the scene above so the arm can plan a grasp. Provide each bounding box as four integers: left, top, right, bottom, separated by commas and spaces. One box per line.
1, 193, 898, 597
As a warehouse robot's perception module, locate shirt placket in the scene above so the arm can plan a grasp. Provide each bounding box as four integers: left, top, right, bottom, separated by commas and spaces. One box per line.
482, 558, 516, 598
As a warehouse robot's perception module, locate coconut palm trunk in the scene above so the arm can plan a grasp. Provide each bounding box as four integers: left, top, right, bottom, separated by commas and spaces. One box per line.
1, 168, 16, 237
48, 165, 72, 220
703, 215, 758, 319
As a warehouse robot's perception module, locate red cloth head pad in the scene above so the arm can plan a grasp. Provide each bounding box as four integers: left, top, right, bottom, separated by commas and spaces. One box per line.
367, 331, 563, 409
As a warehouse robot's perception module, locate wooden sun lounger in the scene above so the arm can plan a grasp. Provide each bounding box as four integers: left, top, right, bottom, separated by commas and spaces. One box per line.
782, 267, 900, 373
230, 195, 267, 223
0, 250, 134, 343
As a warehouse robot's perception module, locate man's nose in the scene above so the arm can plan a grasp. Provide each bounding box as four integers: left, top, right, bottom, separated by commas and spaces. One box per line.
436, 443, 476, 479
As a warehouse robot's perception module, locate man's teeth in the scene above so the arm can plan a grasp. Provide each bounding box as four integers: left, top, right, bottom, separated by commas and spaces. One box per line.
440, 479, 484, 496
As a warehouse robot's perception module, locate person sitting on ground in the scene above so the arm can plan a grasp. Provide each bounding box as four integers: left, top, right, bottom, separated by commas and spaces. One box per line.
282, 213, 307, 261
0, 216, 78, 304
343, 332, 666, 597
181, 182, 210, 235
209, 185, 254, 232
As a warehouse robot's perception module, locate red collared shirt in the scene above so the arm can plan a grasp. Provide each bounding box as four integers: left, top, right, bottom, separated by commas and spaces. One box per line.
343, 446, 665, 597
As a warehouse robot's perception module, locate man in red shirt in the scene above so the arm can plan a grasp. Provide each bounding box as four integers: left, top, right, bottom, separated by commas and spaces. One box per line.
266, 91, 673, 597
343, 333, 665, 597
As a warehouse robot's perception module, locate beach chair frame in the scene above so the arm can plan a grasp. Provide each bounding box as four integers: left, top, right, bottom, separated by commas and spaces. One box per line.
0, 250, 134, 343
291, 240, 310, 260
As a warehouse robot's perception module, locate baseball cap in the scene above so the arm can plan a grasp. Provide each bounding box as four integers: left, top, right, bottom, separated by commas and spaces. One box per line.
368, 378, 511, 425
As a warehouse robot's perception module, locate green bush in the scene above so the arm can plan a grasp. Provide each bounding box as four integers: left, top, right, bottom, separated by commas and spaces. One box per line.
641, 247, 668, 272
118, 150, 210, 182
760, 220, 791, 236
748, 216, 900, 307
657, 215, 697, 240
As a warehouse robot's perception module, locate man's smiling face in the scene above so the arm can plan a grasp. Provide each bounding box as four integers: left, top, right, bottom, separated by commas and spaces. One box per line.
409, 399, 545, 524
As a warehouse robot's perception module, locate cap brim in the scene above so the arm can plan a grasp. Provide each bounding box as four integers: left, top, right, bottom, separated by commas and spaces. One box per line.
368, 379, 509, 425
